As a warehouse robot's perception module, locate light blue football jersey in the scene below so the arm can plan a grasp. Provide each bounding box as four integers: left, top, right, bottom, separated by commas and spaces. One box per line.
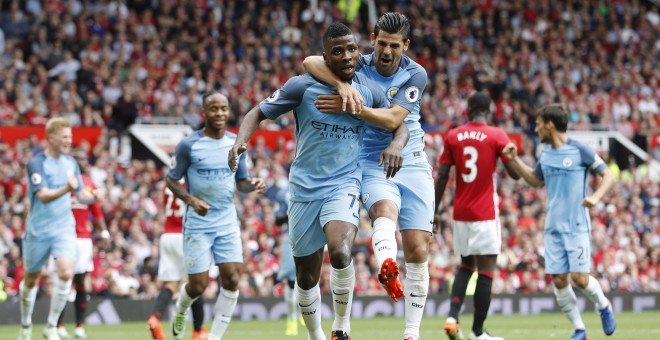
167, 130, 248, 234
26, 153, 83, 238
259, 73, 389, 202
357, 53, 428, 165
533, 139, 607, 234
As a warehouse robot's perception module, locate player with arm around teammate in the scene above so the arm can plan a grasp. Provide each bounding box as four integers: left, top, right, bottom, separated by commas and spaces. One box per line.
229, 23, 399, 340
303, 13, 434, 340
19, 117, 97, 340
435, 93, 520, 340
169, 91, 266, 340
502, 104, 616, 340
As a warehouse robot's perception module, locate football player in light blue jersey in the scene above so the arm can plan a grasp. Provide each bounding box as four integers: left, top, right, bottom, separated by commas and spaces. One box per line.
230, 23, 406, 340
169, 91, 266, 340
303, 12, 433, 340
19, 117, 97, 340
503, 104, 617, 340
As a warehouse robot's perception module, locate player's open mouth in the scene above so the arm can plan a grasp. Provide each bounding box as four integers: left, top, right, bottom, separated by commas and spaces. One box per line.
341, 65, 354, 74
380, 58, 392, 66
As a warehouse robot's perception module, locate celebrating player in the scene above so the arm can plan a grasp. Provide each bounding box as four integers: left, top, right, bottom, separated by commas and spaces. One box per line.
169, 91, 265, 340
503, 104, 616, 340
303, 12, 433, 340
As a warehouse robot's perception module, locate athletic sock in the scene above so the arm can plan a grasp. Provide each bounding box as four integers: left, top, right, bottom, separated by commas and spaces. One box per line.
209, 289, 238, 339
581, 276, 610, 310
330, 261, 355, 334
191, 295, 205, 332
152, 287, 174, 319
371, 217, 398, 269
296, 282, 325, 340
448, 264, 474, 321
20, 280, 38, 327
403, 262, 429, 340
175, 283, 198, 314
48, 277, 72, 327
472, 272, 493, 336
554, 284, 586, 330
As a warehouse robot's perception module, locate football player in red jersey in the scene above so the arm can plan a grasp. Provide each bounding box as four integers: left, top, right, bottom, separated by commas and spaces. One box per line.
435, 93, 519, 340
147, 178, 208, 340
57, 151, 108, 339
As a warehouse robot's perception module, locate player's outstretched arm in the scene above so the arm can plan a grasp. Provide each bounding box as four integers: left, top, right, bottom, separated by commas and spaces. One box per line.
303, 55, 363, 114
502, 143, 543, 188
582, 167, 615, 208
380, 124, 409, 179
229, 106, 268, 172
503, 161, 521, 180
236, 177, 266, 194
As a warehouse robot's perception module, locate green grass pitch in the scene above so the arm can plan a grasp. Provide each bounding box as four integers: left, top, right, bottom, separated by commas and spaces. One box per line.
1, 312, 658, 339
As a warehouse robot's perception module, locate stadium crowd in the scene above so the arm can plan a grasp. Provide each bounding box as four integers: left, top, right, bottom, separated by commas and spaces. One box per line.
0, 0, 659, 303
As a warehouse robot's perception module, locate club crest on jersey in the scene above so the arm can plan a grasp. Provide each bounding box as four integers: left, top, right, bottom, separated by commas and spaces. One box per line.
563, 157, 572, 167
31, 173, 42, 185
266, 89, 280, 103
405, 86, 420, 103
362, 193, 370, 204
387, 86, 399, 100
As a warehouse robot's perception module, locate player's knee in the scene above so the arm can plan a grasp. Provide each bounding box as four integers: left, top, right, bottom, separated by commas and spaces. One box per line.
187, 280, 208, 298
328, 250, 352, 269
58, 270, 74, 282
295, 272, 318, 290
221, 272, 240, 291
370, 201, 398, 220
404, 243, 429, 263
552, 274, 569, 288
570, 272, 589, 288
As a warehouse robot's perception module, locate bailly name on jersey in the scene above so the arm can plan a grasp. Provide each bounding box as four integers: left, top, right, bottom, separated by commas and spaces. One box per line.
457, 130, 488, 142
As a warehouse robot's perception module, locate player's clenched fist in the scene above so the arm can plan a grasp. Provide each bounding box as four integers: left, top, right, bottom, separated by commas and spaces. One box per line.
502, 142, 518, 160
228, 143, 248, 172
67, 174, 79, 192
189, 197, 210, 216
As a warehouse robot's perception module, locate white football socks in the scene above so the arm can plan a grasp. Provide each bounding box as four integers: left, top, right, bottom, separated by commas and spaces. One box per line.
209, 288, 238, 340
581, 276, 610, 311
47, 277, 72, 327
404, 262, 429, 340
284, 283, 298, 320
371, 217, 398, 269
554, 284, 585, 330
19, 280, 38, 327
330, 261, 355, 334
175, 282, 198, 314
296, 282, 325, 340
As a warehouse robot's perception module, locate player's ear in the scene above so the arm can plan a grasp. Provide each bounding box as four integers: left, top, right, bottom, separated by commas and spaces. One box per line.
403, 39, 410, 51
371, 32, 376, 46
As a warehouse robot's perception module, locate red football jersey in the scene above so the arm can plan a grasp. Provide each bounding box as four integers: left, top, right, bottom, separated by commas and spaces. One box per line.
163, 182, 185, 234
72, 175, 104, 239
439, 121, 510, 221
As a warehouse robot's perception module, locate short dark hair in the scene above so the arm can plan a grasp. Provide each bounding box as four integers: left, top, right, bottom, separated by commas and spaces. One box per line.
323, 22, 353, 49
374, 12, 410, 41
537, 104, 568, 132
202, 90, 224, 106
467, 92, 491, 119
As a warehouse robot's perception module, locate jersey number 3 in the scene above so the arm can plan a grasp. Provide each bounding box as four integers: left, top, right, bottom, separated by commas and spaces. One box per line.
462, 146, 478, 183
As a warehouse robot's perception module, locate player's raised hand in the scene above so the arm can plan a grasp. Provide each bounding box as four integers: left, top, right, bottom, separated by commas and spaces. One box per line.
335, 82, 364, 114
228, 143, 248, 172
251, 177, 266, 194
379, 142, 403, 179
503, 142, 518, 160
67, 173, 79, 192
190, 197, 210, 216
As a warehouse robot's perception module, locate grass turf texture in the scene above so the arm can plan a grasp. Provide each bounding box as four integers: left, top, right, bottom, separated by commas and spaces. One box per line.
1, 311, 657, 339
